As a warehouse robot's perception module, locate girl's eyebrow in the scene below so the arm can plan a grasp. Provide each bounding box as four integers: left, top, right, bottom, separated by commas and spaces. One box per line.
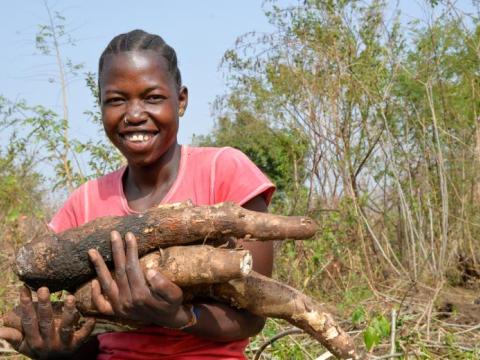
103, 89, 127, 96
141, 86, 168, 95
103, 86, 168, 96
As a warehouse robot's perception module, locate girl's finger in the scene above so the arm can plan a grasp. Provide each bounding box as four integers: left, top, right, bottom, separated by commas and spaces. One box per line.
72, 318, 96, 347
88, 249, 119, 305
124, 232, 147, 289
58, 295, 79, 344
110, 231, 129, 292
124, 233, 157, 312
0, 327, 23, 349
91, 279, 114, 315
36, 287, 54, 343
145, 269, 183, 305
19, 286, 43, 351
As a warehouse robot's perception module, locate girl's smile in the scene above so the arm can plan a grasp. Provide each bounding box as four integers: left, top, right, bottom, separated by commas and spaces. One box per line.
121, 130, 158, 152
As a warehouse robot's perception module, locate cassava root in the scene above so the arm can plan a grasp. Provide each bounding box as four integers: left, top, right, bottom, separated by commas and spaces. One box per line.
211, 272, 360, 359
3, 246, 360, 359
15, 201, 317, 291
2, 245, 251, 330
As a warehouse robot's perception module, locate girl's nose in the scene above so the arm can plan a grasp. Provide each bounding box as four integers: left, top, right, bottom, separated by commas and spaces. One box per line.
125, 101, 147, 124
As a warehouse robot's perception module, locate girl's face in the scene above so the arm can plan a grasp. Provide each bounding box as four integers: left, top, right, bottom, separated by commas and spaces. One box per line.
100, 50, 188, 167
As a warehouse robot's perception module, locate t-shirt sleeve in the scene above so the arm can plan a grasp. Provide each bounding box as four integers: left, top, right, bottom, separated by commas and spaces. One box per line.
213, 147, 275, 206
48, 186, 85, 233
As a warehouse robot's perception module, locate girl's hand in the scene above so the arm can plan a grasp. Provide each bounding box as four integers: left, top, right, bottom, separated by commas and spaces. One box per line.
0, 286, 95, 360
88, 231, 195, 329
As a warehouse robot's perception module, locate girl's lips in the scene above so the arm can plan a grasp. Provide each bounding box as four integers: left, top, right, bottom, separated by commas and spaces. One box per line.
120, 132, 159, 152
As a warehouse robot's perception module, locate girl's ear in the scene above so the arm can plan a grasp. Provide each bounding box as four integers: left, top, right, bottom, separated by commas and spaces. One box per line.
178, 86, 188, 117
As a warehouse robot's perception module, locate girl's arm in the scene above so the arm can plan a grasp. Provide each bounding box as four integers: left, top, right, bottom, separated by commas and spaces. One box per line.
88, 194, 273, 341
183, 194, 273, 341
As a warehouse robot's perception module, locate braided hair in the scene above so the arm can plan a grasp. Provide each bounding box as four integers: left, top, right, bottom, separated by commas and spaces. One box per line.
98, 30, 182, 97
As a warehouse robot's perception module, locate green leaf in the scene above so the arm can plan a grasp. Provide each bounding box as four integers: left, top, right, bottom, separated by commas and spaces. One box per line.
363, 326, 379, 351
6, 208, 20, 223
372, 315, 391, 338
49, 291, 63, 302
351, 306, 366, 325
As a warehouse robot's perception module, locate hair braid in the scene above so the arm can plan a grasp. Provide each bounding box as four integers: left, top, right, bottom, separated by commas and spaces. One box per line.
98, 29, 182, 98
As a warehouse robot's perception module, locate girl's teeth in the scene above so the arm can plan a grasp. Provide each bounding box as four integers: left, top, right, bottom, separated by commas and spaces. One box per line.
126, 133, 152, 142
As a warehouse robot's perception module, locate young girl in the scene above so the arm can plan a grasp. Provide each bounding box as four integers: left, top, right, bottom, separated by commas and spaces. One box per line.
0, 30, 275, 359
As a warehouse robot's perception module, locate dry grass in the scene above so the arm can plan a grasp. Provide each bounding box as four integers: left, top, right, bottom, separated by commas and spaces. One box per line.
248, 257, 480, 359
0, 217, 42, 360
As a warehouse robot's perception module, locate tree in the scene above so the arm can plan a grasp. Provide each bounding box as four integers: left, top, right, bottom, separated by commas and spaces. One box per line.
0, 3, 123, 193
210, 0, 480, 284
194, 92, 309, 214
34, 1, 85, 191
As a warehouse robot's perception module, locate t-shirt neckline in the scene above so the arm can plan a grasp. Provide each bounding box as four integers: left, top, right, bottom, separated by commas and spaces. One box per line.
118, 144, 188, 214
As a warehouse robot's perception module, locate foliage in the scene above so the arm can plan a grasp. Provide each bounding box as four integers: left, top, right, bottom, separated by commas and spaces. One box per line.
0, 139, 44, 226
194, 93, 309, 214
0, 3, 123, 192
363, 313, 390, 351
246, 319, 328, 359
219, 1, 480, 355
76, 71, 124, 179
0, 137, 46, 360
0, 95, 122, 191
217, 0, 480, 284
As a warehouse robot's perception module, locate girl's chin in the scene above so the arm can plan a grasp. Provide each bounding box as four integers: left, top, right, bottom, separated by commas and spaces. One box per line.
123, 152, 162, 167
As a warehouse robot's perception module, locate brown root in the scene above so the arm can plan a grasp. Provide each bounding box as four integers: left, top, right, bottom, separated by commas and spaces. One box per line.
3, 259, 360, 359
211, 272, 360, 359
74, 245, 252, 315
15, 202, 317, 291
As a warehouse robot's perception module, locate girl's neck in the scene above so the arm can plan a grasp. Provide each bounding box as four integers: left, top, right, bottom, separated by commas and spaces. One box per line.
123, 142, 182, 210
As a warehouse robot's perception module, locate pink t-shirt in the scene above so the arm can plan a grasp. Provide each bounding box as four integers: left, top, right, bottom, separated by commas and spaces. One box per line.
49, 145, 275, 360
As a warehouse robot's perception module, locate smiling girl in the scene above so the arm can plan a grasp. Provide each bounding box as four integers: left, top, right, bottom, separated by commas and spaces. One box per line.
0, 30, 275, 359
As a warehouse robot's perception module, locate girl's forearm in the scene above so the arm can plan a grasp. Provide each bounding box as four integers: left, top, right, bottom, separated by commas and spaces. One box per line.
182, 196, 270, 342
183, 301, 265, 341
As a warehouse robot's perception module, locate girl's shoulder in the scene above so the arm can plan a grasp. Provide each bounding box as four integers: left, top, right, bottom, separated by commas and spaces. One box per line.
186, 145, 247, 164
183, 145, 275, 206
49, 167, 127, 232
71, 167, 126, 209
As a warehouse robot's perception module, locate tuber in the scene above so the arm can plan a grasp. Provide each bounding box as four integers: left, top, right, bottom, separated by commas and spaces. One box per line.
3, 246, 360, 359
15, 201, 317, 291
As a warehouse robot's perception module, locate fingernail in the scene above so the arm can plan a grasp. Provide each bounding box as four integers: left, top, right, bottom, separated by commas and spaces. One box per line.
146, 269, 156, 280
37, 287, 50, 298
88, 249, 96, 259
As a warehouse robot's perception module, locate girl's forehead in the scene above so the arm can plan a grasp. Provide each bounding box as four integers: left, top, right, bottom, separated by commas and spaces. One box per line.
100, 50, 171, 85
103, 50, 168, 73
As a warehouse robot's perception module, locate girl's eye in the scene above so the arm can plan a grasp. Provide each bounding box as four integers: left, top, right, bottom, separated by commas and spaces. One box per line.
146, 95, 164, 103
105, 97, 124, 105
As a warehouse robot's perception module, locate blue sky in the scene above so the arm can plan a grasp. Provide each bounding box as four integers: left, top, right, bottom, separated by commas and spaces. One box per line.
1, 1, 476, 149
